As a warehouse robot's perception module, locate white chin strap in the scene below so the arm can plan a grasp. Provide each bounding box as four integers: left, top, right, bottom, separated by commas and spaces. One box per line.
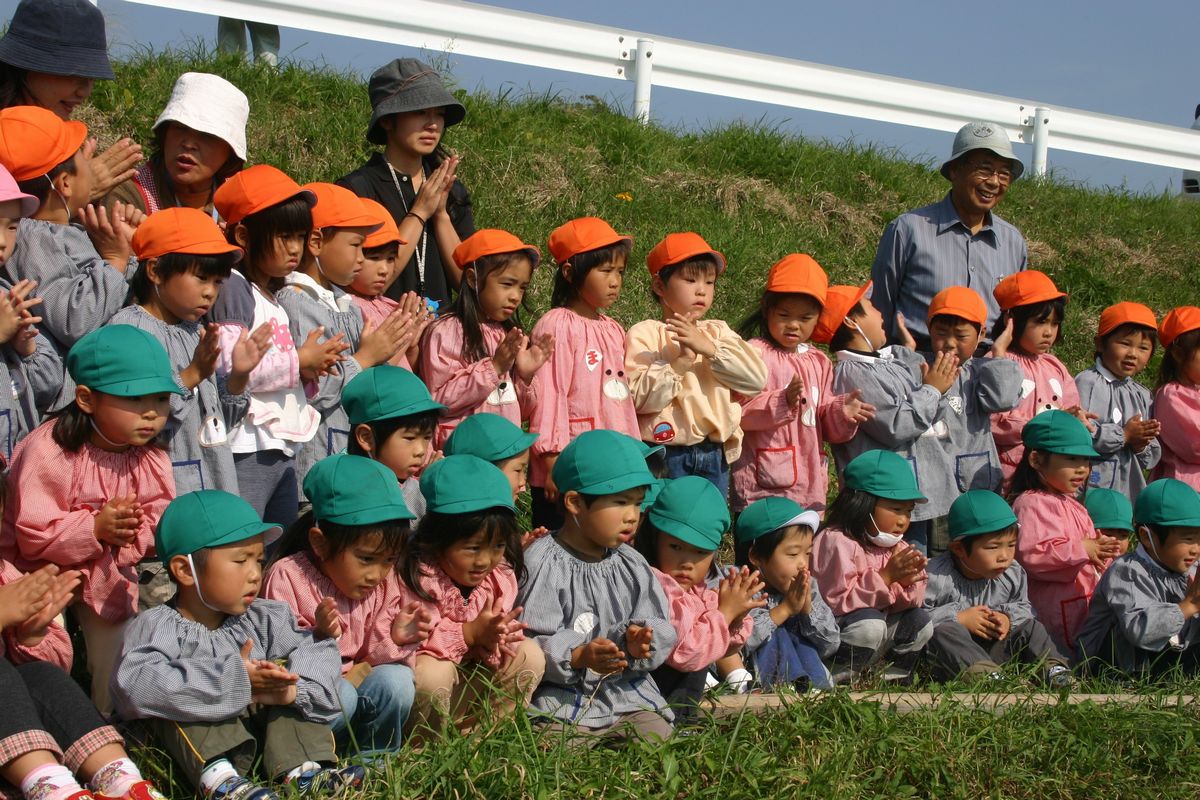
187, 554, 224, 613
89, 419, 126, 449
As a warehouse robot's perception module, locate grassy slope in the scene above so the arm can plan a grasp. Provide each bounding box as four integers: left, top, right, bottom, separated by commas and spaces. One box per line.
90, 51, 1200, 798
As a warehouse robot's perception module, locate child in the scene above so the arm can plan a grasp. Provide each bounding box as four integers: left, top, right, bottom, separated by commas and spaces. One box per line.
207, 165, 344, 527
527, 217, 639, 528
112, 207, 272, 494
264, 454, 427, 754
1075, 302, 1161, 501
343, 364, 445, 522
923, 490, 1072, 686
1076, 479, 1200, 677
112, 490, 358, 800
401, 455, 545, 736
275, 181, 412, 492
989, 270, 1086, 481
346, 196, 430, 369
732, 255, 872, 513
1084, 487, 1135, 543
518, 430, 678, 744
633, 476, 761, 711
735, 497, 839, 690
810, 450, 932, 682
1008, 410, 1121, 652
418, 229, 550, 448
0, 106, 140, 359
625, 232, 767, 496
443, 412, 537, 501
0, 163, 62, 462
1151, 306, 1200, 490
1, 325, 179, 712
0, 562, 169, 800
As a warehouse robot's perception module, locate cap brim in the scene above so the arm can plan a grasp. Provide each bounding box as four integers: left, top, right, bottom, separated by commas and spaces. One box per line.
351, 397, 446, 425
927, 304, 985, 326
639, 478, 664, 511
492, 431, 539, 461
91, 376, 187, 398
206, 520, 283, 553
432, 498, 517, 514
1089, 518, 1133, 532
324, 503, 415, 525
874, 489, 928, 503
940, 148, 1025, 181
574, 471, 656, 498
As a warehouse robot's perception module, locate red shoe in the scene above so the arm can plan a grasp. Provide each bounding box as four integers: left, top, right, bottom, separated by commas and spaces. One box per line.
95, 781, 167, 800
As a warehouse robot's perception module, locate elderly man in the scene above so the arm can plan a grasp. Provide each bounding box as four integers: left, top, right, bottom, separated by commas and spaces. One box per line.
871, 121, 1028, 350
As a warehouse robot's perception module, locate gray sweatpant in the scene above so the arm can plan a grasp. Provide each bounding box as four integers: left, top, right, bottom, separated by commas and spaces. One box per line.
927, 617, 1067, 680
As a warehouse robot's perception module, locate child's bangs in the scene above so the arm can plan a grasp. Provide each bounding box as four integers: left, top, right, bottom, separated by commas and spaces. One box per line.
244, 194, 314, 239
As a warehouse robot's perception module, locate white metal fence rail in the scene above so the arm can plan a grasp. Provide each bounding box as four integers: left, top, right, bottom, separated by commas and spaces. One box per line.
123, 0, 1200, 177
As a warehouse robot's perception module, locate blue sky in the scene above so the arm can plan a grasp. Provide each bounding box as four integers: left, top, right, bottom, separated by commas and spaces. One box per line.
10, 0, 1196, 194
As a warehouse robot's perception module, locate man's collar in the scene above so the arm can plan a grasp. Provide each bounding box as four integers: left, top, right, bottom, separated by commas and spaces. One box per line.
935, 192, 995, 236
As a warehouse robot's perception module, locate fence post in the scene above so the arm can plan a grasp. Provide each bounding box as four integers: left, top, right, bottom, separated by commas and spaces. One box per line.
633, 38, 654, 123
1030, 107, 1050, 178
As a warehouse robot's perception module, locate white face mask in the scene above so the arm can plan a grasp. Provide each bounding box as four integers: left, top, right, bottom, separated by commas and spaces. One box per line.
866, 513, 904, 549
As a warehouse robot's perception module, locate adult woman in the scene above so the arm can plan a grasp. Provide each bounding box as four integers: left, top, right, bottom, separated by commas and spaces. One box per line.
338, 58, 474, 310
103, 72, 248, 216
0, 0, 141, 202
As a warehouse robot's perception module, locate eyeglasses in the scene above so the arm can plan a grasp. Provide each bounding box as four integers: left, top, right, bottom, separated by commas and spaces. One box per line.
966, 162, 1014, 184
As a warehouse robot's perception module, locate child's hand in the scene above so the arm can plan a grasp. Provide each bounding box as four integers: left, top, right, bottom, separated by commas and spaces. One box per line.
297, 327, 348, 380
957, 605, 1001, 640
521, 526, 550, 549
625, 623, 654, 661
894, 312, 917, 350
463, 598, 523, 651
785, 374, 804, 408
515, 332, 554, 383
1062, 405, 1099, 434
717, 566, 768, 625
989, 318, 1014, 358
1179, 571, 1200, 619
666, 313, 716, 359
230, 322, 274, 379
879, 545, 927, 587
241, 639, 299, 703
78, 202, 137, 268
16, 568, 81, 645
492, 327, 524, 376
181, 323, 222, 390
0, 564, 66, 630
355, 309, 412, 369
921, 351, 960, 393
93, 494, 143, 547
990, 609, 1011, 641
570, 637, 626, 674
1123, 414, 1161, 452
780, 567, 814, 617
0, 279, 41, 346
314, 597, 342, 640
841, 388, 877, 424
391, 601, 435, 645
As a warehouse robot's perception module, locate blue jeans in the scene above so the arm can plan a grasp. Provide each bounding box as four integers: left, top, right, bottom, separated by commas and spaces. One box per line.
332, 664, 415, 755
663, 440, 729, 498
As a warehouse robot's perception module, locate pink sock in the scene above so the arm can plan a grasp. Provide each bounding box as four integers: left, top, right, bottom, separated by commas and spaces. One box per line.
89, 758, 143, 798
20, 764, 82, 800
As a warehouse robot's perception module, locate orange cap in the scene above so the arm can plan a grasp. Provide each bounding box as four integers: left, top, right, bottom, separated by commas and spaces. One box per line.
646, 232, 726, 276
214, 165, 316, 225
1159, 306, 1200, 348
359, 198, 406, 249
992, 270, 1067, 311
764, 254, 828, 304
131, 207, 243, 261
303, 182, 384, 232
1097, 302, 1157, 337
928, 286, 987, 326
453, 229, 540, 270
0, 106, 88, 182
812, 281, 872, 345
548, 217, 631, 264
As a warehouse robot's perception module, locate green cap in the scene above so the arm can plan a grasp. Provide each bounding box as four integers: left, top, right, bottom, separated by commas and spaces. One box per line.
625, 435, 665, 510
1020, 410, 1099, 457
948, 490, 1018, 540
735, 497, 821, 545
552, 429, 655, 496
1134, 479, 1200, 528
633, 439, 666, 460
420, 454, 516, 514
1084, 488, 1134, 532
303, 453, 414, 525
842, 450, 927, 502
343, 365, 445, 425
67, 325, 185, 398
647, 476, 729, 550
156, 490, 281, 564
443, 413, 538, 462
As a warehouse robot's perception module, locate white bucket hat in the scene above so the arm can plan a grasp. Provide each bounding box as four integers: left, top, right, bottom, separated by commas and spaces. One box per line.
940, 121, 1024, 181
153, 72, 249, 161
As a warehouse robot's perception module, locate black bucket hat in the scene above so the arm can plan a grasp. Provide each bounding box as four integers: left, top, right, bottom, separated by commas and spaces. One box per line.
366, 58, 466, 145
0, 0, 114, 81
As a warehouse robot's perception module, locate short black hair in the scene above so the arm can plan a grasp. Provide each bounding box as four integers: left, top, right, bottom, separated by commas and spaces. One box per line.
738, 290, 824, 347
828, 301, 867, 352
1095, 322, 1156, 358
734, 523, 814, 571
929, 313, 983, 335
955, 522, 1018, 555
820, 487, 880, 547
130, 251, 240, 304
231, 195, 313, 291
270, 509, 410, 567
551, 239, 632, 308
363, 241, 400, 262
651, 255, 720, 301
16, 154, 76, 207
347, 411, 440, 457
401, 508, 524, 600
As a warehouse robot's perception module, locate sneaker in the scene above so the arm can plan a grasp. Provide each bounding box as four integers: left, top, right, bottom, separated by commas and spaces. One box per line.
1046, 664, 1075, 690
289, 766, 367, 797
723, 667, 754, 694
210, 776, 278, 800
96, 780, 168, 800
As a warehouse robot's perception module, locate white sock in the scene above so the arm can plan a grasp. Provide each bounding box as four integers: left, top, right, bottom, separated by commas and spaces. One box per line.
89, 757, 143, 797
198, 759, 239, 798
21, 764, 81, 800
283, 762, 322, 783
